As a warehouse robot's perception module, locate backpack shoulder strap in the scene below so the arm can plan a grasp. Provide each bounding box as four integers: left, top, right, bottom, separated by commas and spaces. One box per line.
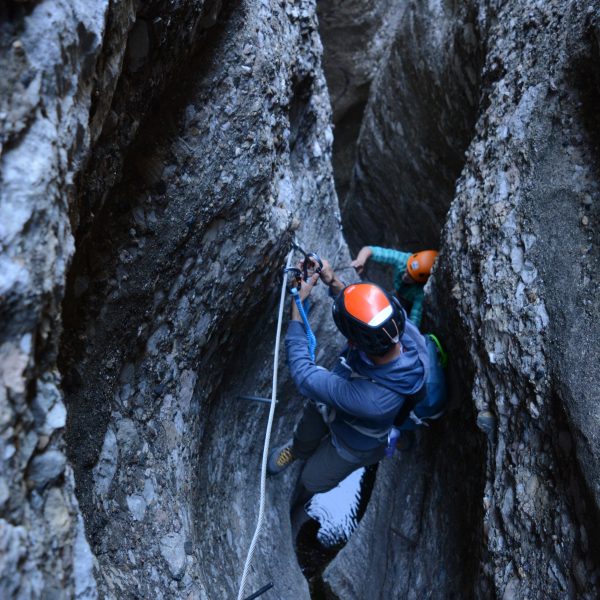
340, 354, 427, 429
392, 385, 427, 428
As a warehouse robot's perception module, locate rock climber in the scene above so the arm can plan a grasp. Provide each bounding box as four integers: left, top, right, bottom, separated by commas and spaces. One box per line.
351, 246, 439, 329
268, 259, 446, 513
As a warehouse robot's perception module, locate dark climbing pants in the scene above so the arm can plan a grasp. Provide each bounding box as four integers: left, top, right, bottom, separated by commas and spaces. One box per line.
291, 401, 385, 496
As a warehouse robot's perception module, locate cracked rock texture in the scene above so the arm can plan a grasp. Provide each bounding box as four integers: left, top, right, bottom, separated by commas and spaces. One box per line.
1, 0, 345, 598
317, 0, 405, 209
342, 0, 486, 250
3, 0, 600, 598
330, 0, 600, 599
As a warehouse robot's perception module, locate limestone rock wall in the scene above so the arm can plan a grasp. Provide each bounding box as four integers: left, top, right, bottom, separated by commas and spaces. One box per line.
330, 0, 600, 598
317, 0, 406, 210
317, 0, 401, 122
432, 1, 600, 596
342, 0, 487, 250
60, 0, 348, 594
1, 0, 345, 598
1, 2, 117, 597
3, 0, 600, 598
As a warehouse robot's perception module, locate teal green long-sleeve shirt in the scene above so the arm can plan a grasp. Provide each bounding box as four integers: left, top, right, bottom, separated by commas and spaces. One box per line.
369, 246, 424, 327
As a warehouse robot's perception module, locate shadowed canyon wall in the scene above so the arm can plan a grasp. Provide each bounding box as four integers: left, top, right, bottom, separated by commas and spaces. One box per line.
330, 0, 600, 599
316, 0, 405, 209
1, 0, 600, 599
341, 0, 487, 251
1, 0, 346, 597
321, 1, 489, 597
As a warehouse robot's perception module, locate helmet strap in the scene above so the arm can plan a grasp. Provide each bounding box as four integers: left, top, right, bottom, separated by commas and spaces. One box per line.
383, 319, 400, 344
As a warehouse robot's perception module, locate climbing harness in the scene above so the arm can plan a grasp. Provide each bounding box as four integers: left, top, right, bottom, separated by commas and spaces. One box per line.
236, 242, 321, 600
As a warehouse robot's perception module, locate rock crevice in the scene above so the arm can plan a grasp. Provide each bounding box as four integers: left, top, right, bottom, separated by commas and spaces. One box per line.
2, 0, 600, 599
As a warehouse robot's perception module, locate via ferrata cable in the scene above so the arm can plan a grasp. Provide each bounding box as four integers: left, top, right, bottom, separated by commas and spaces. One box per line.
236, 248, 293, 600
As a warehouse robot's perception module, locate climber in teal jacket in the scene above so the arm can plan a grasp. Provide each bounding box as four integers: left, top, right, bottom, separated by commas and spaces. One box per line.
351, 246, 439, 328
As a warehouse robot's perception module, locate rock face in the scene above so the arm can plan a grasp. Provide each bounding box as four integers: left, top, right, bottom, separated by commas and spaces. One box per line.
60, 0, 349, 595
1, 0, 345, 598
2, 0, 600, 599
433, 2, 600, 596
1, 2, 113, 597
317, 0, 405, 209
342, 0, 486, 250
327, 0, 600, 598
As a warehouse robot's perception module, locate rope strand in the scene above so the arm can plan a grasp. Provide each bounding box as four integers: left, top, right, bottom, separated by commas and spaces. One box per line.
290, 288, 316, 360
236, 249, 293, 600
236, 247, 318, 599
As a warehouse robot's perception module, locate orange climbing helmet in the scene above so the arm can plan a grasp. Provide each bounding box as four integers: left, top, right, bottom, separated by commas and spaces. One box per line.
332, 283, 405, 356
406, 250, 439, 283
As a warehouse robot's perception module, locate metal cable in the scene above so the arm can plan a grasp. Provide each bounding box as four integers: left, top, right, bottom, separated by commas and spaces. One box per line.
236, 248, 294, 600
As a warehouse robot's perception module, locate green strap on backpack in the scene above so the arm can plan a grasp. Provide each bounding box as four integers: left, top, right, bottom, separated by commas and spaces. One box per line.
427, 333, 448, 368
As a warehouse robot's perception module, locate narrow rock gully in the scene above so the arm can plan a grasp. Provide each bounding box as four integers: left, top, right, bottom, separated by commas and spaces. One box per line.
54, 1, 486, 597
4, 0, 597, 599
58, 5, 487, 600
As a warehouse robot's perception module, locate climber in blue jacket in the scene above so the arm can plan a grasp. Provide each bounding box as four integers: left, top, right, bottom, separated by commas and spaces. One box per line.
268, 259, 441, 505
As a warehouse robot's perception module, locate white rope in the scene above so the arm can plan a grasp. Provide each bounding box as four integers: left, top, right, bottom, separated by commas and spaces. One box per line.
236, 248, 293, 600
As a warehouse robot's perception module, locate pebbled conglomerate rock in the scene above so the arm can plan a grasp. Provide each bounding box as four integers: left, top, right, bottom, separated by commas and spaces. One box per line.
329, 0, 600, 599
3, 0, 600, 599
59, 0, 346, 598
2, 0, 345, 597
431, 1, 600, 596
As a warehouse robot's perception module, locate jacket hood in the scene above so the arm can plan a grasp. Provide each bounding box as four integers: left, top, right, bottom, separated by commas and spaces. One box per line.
350, 318, 429, 396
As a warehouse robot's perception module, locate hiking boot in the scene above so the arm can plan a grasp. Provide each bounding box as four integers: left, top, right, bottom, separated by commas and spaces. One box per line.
267, 440, 296, 476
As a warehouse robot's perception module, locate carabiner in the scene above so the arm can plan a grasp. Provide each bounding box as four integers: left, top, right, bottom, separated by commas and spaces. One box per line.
281, 266, 303, 293
292, 242, 323, 281
302, 252, 323, 281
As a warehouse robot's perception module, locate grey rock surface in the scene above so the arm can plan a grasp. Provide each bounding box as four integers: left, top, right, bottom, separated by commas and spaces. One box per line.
2, 0, 600, 598
2, 0, 341, 597
342, 0, 486, 250
318, 0, 403, 121
160, 531, 187, 580
327, 0, 600, 598
0, 1, 115, 596
430, 1, 600, 596
27, 450, 66, 489
317, 0, 406, 210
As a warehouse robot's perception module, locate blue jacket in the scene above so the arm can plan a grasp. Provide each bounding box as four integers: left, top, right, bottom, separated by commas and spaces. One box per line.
285, 317, 429, 452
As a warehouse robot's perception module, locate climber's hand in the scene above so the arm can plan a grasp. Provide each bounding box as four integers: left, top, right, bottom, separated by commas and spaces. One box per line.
319, 259, 336, 286
350, 258, 365, 274
298, 272, 319, 301
317, 259, 345, 296
351, 246, 373, 275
